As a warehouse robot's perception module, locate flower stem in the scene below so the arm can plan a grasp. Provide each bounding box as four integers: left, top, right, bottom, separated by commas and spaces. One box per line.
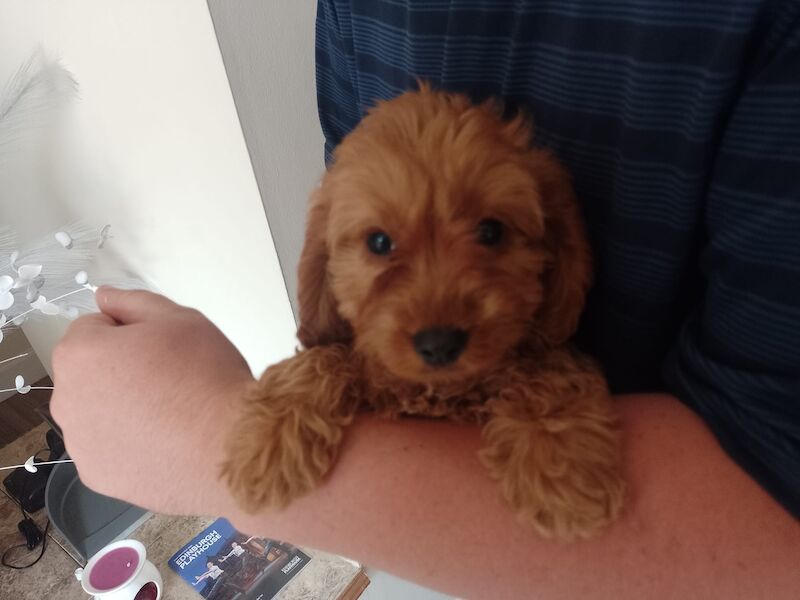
0, 286, 94, 330
0, 458, 74, 472
0, 353, 29, 366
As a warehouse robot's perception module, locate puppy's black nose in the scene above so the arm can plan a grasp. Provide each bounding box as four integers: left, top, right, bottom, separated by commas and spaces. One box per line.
413, 327, 468, 367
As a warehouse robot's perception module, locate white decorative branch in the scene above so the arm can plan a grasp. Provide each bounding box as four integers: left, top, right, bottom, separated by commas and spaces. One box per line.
0, 352, 28, 366
0, 457, 74, 473
0, 47, 77, 158
0, 50, 143, 477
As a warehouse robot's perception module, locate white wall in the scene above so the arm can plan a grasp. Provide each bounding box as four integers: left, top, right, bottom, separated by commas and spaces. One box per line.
207, 0, 326, 315
0, 0, 298, 375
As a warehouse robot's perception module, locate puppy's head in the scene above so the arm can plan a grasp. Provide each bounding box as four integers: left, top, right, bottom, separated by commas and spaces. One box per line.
298, 85, 590, 384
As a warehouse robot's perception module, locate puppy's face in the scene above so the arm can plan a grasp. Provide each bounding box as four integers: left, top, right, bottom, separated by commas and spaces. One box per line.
299, 88, 589, 385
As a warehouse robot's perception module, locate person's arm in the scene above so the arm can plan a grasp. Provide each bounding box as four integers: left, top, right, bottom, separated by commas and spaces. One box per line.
50, 289, 799, 600
225, 398, 799, 600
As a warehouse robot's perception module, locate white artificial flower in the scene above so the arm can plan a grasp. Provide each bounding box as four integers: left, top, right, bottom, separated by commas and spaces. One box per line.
23, 456, 38, 473
0, 314, 6, 344
15, 375, 31, 394
0, 275, 14, 310
30, 295, 61, 316
61, 306, 79, 320
97, 224, 113, 249
55, 231, 73, 249
13, 263, 43, 289
25, 281, 43, 303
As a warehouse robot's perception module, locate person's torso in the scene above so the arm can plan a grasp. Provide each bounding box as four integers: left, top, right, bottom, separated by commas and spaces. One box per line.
316, 0, 779, 392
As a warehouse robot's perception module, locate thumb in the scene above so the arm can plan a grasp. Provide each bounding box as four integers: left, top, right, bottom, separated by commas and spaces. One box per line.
95, 286, 180, 324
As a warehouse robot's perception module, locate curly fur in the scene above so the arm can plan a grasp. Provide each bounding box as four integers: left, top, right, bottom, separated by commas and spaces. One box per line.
221, 84, 624, 540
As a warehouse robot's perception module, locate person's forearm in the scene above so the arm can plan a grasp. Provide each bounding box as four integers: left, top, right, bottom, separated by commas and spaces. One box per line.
219, 394, 800, 599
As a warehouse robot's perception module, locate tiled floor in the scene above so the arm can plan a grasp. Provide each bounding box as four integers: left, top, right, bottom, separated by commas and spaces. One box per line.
0, 424, 364, 599
0, 491, 82, 599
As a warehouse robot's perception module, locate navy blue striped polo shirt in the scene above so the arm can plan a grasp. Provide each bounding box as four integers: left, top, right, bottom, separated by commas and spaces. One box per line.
315, 0, 800, 518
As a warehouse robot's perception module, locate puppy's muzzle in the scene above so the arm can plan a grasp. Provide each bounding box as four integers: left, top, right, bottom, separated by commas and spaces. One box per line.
412, 327, 469, 367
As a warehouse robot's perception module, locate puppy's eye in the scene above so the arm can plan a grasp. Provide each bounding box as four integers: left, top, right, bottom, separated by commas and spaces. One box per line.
477, 218, 504, 246
366, 230, 394, 255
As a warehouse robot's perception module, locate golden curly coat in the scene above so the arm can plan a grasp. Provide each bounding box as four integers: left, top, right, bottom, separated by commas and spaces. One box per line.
221, 85, 624, 540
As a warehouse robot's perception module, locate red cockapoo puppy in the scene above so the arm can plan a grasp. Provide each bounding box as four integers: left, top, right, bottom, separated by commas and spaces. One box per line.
222, 84, 624, 540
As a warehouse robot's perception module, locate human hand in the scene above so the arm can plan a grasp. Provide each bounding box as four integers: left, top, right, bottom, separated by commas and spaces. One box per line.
50, 287, 255, 516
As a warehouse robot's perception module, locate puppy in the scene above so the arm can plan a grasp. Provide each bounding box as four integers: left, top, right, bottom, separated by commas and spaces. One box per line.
221, 84, 624, 540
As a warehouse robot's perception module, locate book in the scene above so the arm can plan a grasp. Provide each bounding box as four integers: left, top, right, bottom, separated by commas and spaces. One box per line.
167, 518, 368, 600
168, 518, 311, 600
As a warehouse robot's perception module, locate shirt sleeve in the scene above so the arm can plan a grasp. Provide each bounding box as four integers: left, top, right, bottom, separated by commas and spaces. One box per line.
663, 8, 800, 518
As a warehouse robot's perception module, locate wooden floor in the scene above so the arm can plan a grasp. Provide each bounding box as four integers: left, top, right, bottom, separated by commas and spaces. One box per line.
0, 377, 52, 447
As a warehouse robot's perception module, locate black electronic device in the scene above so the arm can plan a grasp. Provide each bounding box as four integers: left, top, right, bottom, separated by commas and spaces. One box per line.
2, 427, 64, 512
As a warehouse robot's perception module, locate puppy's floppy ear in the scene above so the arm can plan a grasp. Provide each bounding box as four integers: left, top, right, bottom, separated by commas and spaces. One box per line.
500, 108, 534, 149
296, 184, 351, 348
531, 152, 592, 345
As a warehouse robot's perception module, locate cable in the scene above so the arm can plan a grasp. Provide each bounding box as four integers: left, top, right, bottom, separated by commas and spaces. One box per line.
1, 448, 52, 570
1, 520, 49, 569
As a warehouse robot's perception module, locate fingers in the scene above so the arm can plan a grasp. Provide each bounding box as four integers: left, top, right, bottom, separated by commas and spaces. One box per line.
69, 311, 118, 329
56, 312, 118, 349
95, 286, 180, 324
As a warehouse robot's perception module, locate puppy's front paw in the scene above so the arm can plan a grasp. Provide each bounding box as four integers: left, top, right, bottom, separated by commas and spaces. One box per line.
220, 405, 335, 512
220, 351, 353, 513
479, 412, 624, 540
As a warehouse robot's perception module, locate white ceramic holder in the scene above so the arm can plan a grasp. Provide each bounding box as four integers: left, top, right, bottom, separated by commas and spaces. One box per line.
74, 539, 162, 600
